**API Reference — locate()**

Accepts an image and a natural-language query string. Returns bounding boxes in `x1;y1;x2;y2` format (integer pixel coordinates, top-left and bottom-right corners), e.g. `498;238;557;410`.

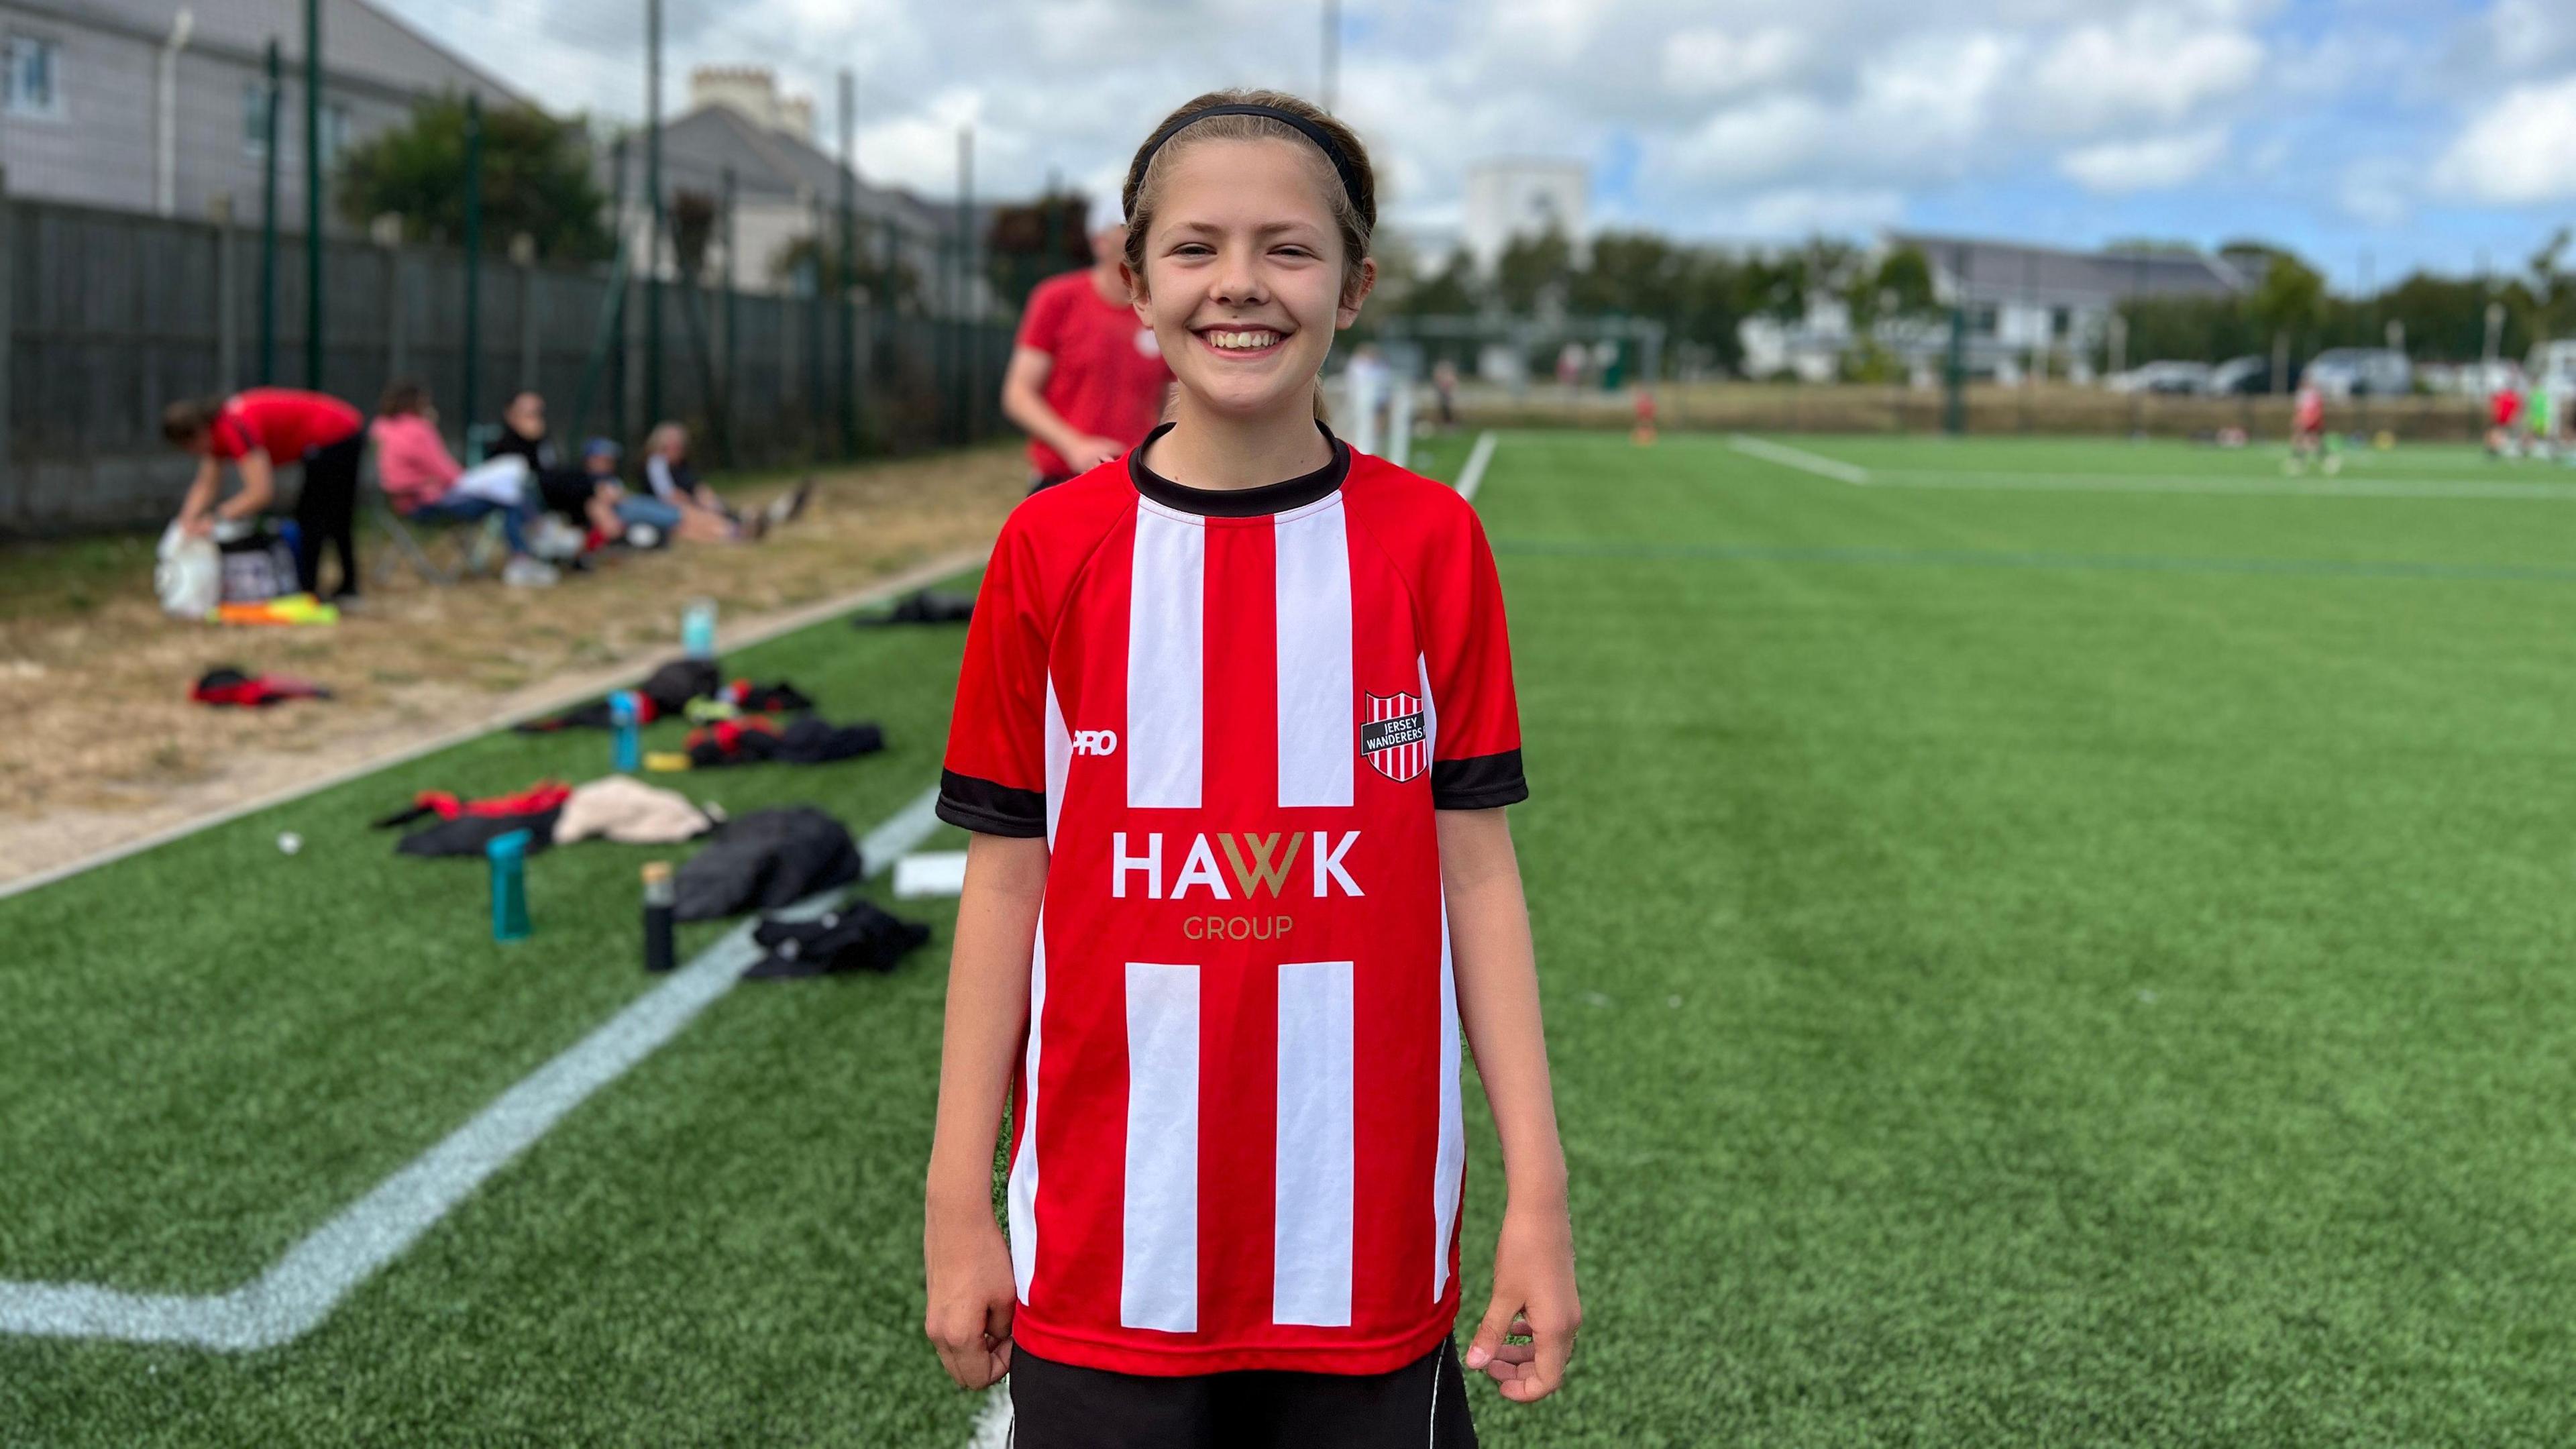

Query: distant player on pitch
2288;376;2328;475
924;89;1578;1448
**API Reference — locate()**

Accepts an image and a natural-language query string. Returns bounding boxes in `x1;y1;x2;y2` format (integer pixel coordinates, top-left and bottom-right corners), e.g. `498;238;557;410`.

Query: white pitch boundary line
1727;433;1872;484
1456;430;1500;502
1854;470;2576;502
0;546;989;904
0;786;947;1350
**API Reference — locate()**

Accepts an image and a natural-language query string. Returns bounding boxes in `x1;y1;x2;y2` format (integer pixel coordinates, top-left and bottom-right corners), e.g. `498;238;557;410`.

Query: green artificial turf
6;430;2575;1444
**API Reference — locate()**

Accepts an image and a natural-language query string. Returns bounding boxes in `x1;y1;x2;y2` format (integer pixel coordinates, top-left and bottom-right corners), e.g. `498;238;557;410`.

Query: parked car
2204;355;2269;395
2109;360;2213;394
2302;347;2412;397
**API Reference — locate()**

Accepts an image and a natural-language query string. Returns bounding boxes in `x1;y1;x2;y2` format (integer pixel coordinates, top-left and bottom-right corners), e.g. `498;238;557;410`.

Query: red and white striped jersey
937;424;1526;1377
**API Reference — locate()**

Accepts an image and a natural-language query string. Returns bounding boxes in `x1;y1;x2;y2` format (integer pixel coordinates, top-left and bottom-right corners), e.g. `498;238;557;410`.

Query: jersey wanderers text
938;425;1526;1377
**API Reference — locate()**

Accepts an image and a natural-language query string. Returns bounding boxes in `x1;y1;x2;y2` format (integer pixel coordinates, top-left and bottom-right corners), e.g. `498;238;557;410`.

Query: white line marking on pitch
1727;434;1872;484
1858;470;2576;501
0;787;947;1350
1456;430;1500;502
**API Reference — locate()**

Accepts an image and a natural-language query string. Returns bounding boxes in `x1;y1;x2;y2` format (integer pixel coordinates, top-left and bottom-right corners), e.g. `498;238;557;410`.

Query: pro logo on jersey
1072;729;1119;757
1360;692;1427;783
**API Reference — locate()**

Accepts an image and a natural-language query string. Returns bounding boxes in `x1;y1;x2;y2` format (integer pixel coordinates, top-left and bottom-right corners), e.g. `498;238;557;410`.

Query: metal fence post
838;70;858;461
517;235;538;402
260;40;280;386
0;168;12;524
644;0;664;429
303;0;323;389
721;166;738;462
213;193;239;392
461;93;482;429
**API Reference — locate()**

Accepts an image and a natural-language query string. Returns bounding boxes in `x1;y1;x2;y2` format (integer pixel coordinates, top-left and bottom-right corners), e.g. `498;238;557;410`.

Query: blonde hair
1122;91;1377;421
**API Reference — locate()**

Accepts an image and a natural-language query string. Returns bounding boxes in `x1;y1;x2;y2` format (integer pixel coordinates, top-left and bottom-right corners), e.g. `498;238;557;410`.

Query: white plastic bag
155;522;221;619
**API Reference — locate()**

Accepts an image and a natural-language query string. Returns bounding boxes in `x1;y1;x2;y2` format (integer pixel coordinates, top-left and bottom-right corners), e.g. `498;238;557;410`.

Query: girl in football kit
923;91;1578;1448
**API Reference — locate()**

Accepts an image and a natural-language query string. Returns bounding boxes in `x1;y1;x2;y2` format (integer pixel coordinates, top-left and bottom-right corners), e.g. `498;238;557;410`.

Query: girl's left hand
1463;1197;1580;1403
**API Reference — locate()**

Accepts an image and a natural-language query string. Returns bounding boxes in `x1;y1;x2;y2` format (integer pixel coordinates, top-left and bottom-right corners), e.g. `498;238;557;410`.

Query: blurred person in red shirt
1000;195;1173;492
163;386;367;602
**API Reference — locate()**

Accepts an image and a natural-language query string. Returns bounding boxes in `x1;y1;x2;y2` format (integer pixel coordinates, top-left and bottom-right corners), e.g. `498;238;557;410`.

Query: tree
2245;248;2327;343
336;95;610;262
984;191;1093;309
1494;226;1576;315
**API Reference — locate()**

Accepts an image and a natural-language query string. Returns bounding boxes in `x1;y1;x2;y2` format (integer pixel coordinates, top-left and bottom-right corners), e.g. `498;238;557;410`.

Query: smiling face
1129;138;1373;425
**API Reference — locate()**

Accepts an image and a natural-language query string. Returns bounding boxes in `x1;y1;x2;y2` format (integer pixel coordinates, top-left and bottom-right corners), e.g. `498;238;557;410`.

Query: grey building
604;67;1003;319
1892;232;2251;380
0;0;517;225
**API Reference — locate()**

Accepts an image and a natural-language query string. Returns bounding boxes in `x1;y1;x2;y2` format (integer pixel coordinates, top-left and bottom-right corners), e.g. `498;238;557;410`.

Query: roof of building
1888;231;2249;303
41;0;521;104
614;104;949;234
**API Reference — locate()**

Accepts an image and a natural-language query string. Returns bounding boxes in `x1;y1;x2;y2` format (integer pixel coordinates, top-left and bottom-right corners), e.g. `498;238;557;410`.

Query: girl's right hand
923;1201;1018;1389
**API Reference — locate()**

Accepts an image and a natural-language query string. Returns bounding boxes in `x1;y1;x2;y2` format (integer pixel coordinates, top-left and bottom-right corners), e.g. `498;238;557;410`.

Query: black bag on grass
673;807;861;921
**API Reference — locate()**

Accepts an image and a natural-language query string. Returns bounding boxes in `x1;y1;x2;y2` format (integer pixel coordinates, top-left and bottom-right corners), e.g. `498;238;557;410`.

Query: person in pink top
368;379;556;586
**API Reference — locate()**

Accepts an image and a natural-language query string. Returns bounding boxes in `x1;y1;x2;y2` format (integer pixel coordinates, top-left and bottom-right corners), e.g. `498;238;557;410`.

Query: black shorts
1029;473;1075;496
1008;1340;1475;1449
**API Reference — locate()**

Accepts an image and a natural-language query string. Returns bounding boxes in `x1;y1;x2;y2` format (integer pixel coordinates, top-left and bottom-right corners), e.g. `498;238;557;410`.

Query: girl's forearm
1437;810;1568;1204
926;833;1049;1209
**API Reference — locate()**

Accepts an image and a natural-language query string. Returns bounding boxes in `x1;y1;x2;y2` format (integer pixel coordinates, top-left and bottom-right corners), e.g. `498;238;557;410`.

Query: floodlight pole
1322;0;1340;111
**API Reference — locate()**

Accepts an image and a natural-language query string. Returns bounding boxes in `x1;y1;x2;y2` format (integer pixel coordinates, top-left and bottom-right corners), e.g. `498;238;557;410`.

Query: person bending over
369;379;557;587
164;386;367;602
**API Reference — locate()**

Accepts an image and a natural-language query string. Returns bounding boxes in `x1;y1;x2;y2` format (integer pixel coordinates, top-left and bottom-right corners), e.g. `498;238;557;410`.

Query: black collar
1129;422;1349;518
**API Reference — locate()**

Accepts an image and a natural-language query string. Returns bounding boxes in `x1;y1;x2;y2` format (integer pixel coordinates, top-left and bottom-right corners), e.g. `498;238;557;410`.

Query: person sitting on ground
368;379;558;587
164;386;367;602
490;390;622;539
578;437;684;546
641;422;812;542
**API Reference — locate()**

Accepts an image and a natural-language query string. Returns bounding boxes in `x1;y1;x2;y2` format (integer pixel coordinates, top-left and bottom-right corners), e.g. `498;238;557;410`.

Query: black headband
1124;103;1372;231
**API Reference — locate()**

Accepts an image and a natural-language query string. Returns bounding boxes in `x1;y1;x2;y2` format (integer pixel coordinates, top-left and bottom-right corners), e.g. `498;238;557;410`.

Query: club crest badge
1361;692;1428;783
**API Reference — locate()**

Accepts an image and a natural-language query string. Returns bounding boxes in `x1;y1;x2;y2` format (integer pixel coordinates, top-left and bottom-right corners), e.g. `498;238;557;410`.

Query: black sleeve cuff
1431;749;1528;810
936;769;1047;837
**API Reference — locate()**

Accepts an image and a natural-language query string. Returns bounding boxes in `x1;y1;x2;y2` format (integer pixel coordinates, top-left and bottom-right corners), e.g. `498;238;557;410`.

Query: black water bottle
642;861;677;973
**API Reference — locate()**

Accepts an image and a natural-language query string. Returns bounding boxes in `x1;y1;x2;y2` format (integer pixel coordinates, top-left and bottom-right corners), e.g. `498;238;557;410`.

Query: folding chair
366;441;504;586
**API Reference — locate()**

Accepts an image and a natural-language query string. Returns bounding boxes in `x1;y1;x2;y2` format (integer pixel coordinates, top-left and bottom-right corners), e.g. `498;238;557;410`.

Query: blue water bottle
487;829;533;942
682;598;718;660
609;689;642;773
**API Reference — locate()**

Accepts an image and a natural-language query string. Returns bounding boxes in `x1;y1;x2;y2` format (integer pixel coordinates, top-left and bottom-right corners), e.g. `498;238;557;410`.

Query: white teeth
1205;329;1280;351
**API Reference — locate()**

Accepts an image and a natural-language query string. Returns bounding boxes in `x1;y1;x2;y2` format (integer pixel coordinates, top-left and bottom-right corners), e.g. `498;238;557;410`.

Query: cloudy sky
387;0;2576;288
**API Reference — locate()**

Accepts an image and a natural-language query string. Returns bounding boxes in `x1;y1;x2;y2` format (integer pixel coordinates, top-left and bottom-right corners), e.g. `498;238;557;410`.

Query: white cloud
2438;74;2576;204
2337;158;2414;226
2029;9;2262;132
1740;185;1907;234
2057;127;2228;191
1660;26;1804;98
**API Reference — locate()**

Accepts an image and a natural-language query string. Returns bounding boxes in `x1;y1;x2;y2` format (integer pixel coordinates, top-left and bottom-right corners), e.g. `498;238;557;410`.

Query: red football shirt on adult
208;388;364;463
937;424;1527;1377
1015;269;1171;480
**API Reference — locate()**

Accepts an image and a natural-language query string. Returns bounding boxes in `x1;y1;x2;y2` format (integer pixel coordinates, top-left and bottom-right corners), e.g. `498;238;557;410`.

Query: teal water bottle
487;829;533;942
609;689;642;773
682;598;718;660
